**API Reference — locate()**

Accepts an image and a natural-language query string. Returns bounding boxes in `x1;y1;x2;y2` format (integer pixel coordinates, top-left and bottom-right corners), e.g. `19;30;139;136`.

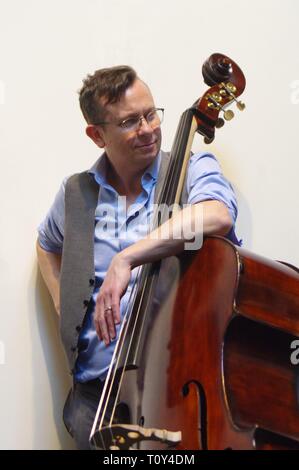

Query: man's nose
137;116;153;133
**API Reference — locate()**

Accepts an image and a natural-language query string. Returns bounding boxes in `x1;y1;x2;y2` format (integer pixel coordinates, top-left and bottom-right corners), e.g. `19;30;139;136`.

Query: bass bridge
90;424;182;450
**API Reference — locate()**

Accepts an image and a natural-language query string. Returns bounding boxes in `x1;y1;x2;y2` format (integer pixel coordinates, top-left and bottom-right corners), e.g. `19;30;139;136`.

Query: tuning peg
221;82;246;111
207;95;234;122
204;136;214;144
215;118;225;128
237;101;246;111
223;109;234;121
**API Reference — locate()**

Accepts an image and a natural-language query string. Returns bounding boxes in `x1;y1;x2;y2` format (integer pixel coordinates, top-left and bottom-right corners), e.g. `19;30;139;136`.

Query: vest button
76;325;82;333
89;278;95;286
71;346;76;352
83;299;89;308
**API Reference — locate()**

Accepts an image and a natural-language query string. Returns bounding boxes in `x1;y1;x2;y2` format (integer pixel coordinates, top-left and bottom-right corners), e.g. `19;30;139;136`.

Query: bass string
100;110;197;439
97;214;172;440
91;268;142;437
92;261;155;446
107;264;158;428
93;109;198;446
89;266;142;443
94;256;159;435
103;201;174;420
94;156;182;435
107;114;197;425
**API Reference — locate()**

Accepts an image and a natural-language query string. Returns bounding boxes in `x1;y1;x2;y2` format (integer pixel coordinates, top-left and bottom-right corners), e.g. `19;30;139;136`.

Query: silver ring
104;306;112;312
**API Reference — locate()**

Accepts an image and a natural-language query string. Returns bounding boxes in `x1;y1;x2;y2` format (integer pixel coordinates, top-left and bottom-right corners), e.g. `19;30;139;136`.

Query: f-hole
182;381;207;450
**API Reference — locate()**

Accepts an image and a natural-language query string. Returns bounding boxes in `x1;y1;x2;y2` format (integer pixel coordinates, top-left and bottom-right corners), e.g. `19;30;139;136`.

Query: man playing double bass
36;65;239;449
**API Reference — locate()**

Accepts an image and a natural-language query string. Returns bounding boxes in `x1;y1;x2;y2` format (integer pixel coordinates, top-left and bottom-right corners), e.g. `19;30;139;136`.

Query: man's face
94;79;162;172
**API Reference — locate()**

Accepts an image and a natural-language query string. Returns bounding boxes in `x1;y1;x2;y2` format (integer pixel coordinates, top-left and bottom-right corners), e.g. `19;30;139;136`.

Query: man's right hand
93;253;131;346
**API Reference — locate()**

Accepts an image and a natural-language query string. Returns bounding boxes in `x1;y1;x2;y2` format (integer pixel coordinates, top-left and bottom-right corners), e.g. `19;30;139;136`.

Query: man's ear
85;125;105;148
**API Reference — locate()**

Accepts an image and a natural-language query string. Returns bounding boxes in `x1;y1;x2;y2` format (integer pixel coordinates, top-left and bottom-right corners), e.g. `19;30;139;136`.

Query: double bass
90;54;299;450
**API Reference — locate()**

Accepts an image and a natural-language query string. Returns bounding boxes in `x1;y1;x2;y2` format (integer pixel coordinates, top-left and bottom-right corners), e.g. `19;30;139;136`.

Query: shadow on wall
32;266;76;450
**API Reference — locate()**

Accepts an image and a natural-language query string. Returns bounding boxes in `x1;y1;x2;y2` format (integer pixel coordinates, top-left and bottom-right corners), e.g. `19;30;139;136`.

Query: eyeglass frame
93;107;164;132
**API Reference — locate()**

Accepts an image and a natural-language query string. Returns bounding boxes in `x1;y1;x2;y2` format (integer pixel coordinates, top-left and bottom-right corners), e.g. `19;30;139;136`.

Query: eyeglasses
94;107;164;132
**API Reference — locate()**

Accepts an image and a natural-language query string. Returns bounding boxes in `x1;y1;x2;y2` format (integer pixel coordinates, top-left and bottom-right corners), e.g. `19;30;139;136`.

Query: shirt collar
142;150;161;183
88;152;109;186
88;151;161;187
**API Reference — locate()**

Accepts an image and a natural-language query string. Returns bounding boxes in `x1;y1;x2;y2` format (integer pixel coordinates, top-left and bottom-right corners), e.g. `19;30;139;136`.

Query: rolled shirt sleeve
37;153;238;253
37;177;68;253
186;152;238;224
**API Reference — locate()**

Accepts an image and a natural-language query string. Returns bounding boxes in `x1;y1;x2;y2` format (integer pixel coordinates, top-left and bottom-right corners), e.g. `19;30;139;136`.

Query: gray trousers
63;377;128;450
63;378;106;450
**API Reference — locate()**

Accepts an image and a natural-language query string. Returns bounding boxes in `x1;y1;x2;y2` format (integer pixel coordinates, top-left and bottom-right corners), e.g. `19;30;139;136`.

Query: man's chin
135;142;160;159
136;141;157;152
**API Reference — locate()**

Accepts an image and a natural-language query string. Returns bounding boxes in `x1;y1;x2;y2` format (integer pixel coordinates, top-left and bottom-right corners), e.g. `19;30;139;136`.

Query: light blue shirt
38;151;238;382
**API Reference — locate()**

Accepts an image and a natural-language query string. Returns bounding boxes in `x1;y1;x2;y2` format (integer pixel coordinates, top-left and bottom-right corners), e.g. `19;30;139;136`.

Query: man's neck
106;161;144;199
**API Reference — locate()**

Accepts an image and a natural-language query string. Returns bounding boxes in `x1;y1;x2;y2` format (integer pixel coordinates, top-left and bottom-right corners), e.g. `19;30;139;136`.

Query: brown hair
78;65;137;124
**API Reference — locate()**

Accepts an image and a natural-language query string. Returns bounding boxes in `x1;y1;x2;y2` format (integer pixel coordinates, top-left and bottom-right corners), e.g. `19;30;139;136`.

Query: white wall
0;0;298;449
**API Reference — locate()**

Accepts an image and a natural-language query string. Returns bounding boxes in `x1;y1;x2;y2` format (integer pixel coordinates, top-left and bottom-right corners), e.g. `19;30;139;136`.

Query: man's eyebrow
119;107;155;121
119;112;140;121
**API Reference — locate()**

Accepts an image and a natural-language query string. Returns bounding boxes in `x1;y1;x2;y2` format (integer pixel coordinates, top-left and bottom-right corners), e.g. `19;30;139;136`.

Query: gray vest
60;151;188;372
